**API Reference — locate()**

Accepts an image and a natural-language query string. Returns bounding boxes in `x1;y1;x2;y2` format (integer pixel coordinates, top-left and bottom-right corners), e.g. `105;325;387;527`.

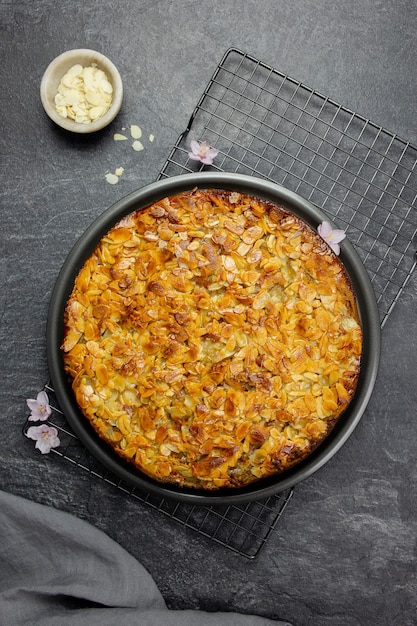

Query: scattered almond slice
105;167;125;184
132;140;144;152
109;125;153;181
130;124;142;139
105;173;120;185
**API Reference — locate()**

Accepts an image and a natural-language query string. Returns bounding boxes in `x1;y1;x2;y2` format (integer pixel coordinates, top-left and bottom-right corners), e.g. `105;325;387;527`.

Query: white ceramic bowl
40;49;123;133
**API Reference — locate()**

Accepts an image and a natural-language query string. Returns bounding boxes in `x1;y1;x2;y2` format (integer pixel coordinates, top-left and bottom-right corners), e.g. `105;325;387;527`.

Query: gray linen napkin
0;490;292;626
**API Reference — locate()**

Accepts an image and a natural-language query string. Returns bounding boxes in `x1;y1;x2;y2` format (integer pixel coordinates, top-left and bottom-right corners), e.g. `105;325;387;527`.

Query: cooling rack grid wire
160;48;417;326
25;48;417;558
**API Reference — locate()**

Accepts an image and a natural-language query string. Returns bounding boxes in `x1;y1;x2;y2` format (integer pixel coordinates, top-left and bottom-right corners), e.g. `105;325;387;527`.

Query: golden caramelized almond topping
62;189;362;489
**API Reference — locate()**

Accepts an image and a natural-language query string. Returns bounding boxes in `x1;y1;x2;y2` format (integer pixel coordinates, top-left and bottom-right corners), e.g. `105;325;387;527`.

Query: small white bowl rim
40;48;123;133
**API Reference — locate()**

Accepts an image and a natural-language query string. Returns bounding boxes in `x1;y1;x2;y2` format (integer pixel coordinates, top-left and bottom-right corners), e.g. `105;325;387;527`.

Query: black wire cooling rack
160;48;417;327
25;48;417;559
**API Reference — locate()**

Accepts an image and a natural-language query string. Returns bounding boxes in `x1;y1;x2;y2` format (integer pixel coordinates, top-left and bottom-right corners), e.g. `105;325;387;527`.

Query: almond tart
62;188;362;490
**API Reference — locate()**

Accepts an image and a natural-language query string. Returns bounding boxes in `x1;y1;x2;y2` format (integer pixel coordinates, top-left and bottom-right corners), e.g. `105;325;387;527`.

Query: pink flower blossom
25;424;60;454
188;139;219;165
27;391;52;422
317;220;346;255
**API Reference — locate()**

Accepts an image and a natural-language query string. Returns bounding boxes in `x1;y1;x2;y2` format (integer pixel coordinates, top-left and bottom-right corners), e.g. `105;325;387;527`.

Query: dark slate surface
1;2;416;625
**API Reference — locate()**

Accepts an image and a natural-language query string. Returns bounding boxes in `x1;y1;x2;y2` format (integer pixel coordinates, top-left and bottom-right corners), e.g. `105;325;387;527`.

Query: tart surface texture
62;189;362;489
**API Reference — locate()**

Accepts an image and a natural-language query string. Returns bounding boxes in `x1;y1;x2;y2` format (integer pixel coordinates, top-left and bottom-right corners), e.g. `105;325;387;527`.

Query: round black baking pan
47;172;381;505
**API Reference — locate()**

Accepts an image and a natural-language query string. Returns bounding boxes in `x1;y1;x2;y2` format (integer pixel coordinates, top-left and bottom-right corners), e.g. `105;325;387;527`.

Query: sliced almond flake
115;167;124;177
105;173;120;185
54;64;113;123
101;80;113;95
114;133;128;141
67;64;83;76
130;125;142;139
132;140;144;152
89;105;106;120
149;134;155;142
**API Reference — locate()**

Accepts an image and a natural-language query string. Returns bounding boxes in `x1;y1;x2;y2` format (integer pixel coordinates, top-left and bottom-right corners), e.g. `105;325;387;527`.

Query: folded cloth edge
0;490;291;626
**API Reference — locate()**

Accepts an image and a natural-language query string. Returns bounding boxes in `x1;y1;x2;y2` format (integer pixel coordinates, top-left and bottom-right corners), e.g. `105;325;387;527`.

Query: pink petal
328;229;346;244
200;155;214;165
317;221;333;238
329;242;341;255
26;398;40;412
188;152;203;161
26;425;45;440
189;139;200;156
28;412;42;422
35;438;52;454
36;390;50;406
202;148;219;165
26;424;49;441
43;429;60;453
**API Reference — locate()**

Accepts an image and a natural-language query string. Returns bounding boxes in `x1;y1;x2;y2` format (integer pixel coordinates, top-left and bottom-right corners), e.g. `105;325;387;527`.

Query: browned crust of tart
62;189;362;489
